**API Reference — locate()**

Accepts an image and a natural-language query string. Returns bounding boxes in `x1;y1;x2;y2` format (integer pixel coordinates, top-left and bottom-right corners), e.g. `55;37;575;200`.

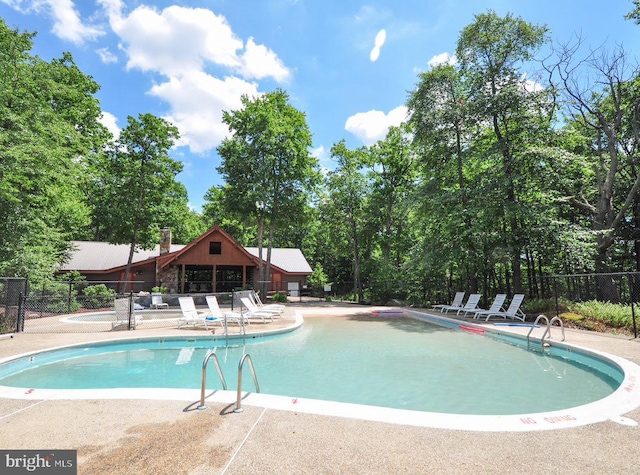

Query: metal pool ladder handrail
527;315;549;348
197;348;227;410
234;353;260;413
527;315;565;348
541;316;565;343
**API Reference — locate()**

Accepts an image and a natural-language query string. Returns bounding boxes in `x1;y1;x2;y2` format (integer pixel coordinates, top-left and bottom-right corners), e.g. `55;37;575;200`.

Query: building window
209;241;222;255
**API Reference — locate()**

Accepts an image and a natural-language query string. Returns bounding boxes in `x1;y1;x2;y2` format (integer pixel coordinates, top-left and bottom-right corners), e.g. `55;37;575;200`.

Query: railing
527;315;565;349
197;348;227;410
527;315;549;348
541;316;565;343
234;353;260;413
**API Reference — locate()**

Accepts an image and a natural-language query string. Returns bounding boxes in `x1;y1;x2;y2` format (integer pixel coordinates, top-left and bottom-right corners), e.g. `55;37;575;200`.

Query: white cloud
370;29;386;62
3;0;103;44
110;5;243;76
98;111;120;139
96;47;118;64
345;105;408;145
49;0;103;44
428;52;457;68
238;38;291;82
104;4;290;82
149;72;260;153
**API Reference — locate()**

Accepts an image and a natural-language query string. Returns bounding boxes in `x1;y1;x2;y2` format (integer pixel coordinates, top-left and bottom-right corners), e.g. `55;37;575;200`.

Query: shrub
82;284;116;310
523;298;570;314
272;292;288;303
570;300;633;328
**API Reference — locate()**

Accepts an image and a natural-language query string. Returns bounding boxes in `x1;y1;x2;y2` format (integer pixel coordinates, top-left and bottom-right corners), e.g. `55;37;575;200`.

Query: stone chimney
160;227;172;255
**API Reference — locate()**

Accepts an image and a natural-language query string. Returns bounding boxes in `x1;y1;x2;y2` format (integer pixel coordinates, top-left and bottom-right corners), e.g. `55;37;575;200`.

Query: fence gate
0;277;27;335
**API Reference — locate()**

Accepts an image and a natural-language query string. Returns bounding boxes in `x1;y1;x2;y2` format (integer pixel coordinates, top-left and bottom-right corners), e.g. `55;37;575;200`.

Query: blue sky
1;1;639;211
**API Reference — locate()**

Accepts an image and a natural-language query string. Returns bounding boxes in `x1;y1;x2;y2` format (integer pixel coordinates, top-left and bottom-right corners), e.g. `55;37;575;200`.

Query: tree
321;141;370;301
406;62;483;292
625;1;640;23
546;41;640;299
456;10;551;294
216;89;319;295
0;20;107;284
87;113;184;291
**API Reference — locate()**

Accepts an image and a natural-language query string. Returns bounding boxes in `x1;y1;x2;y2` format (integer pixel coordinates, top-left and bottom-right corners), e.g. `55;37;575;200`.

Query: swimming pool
1;310;639;431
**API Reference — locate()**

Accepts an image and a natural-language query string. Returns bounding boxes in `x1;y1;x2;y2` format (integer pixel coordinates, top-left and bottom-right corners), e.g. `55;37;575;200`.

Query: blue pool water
0;316;624;415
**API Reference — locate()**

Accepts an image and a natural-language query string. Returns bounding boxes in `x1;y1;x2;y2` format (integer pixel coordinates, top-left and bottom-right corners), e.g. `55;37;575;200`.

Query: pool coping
1;308;639;432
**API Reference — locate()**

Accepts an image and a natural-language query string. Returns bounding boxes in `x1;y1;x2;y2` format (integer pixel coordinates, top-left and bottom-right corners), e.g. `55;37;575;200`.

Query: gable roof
60;227;312;275
61;241;186;272
245;248;313;274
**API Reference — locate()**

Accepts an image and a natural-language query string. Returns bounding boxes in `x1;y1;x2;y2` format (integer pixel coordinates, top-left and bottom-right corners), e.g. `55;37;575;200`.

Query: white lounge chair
205;296;247;326
482;294;526;322
112;298;143;330
177;296;210;329
251;292;284;316
240;297;274;323
432;292;465;313
450;293;481;315
471;294;507;319
150;292;169;309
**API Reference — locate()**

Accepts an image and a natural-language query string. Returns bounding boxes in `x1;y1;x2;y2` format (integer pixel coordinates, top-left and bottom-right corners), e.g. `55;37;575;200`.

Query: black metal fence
0;278;27;334
5;273;640;336
18;291;245;334
543;272;639;338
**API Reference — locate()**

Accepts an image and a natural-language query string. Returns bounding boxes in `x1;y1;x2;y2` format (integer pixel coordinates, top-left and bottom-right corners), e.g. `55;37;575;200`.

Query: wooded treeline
3;9;640;304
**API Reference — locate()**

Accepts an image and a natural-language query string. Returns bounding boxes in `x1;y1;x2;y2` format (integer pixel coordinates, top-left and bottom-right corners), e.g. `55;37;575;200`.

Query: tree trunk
257;213;265;295
265;220;274;296
594;243;620;303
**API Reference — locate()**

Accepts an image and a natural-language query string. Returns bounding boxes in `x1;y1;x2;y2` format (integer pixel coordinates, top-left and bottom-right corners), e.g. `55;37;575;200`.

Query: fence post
628;275;638;339
553;277;560;318
128;292;134;330
16;292;24;333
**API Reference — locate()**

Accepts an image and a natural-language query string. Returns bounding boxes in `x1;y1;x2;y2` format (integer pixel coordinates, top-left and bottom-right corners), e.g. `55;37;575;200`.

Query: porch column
212;264;217;293
180;264;186;294
242;266;247;289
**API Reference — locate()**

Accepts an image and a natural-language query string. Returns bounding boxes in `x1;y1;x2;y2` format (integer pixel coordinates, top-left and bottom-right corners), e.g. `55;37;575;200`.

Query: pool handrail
198;348;227;410
527;315;549;348
542;316;565;343
234;353;260;413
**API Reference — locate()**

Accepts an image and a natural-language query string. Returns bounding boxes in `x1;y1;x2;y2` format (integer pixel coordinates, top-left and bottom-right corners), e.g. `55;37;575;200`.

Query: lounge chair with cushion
112;298;143;330
482;294;526;322
150;292;169;309
449;293;481;315
240;297;274;323
470;294;507;319
432;292;465;313
177;296;210;329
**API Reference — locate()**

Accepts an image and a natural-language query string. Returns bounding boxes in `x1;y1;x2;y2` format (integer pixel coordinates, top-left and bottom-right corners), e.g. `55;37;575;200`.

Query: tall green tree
87;113;184;291
216;89;319;294
456;10;551;294
321;141;370;301
0;20;107;284
406;62;483;293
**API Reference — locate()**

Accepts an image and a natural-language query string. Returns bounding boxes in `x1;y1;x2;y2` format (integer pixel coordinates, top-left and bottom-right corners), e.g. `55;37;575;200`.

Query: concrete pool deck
1;301;639;474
